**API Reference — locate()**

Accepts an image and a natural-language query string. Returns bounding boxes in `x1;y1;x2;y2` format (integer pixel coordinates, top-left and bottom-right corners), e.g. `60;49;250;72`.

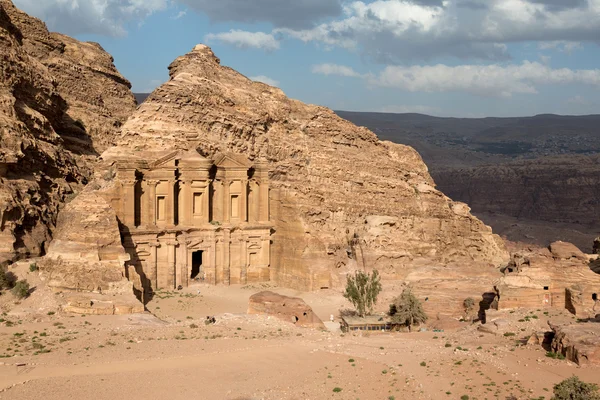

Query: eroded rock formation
114;44;508;291
40;188;131;293
38;184;143;313
495;242;600;317
550;322;600;366
0;0;136;264
248;291;325;328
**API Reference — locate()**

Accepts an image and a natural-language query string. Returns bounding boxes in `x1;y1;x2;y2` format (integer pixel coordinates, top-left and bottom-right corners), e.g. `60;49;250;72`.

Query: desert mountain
337;111;600;251
0;0;136;263
114;44;508;292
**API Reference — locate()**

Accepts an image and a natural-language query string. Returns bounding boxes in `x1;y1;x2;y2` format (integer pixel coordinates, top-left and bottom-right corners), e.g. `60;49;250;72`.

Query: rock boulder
248;291;325;329
550;322;600;366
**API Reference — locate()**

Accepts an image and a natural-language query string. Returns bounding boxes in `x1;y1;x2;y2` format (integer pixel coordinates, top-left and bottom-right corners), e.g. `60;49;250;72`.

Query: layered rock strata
114;44;508;291
434;155;600;252
0;0;136;264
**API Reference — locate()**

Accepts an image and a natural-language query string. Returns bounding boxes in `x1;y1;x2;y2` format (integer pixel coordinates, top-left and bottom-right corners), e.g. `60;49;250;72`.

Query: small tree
343;270;382;317
389;287;428;332
0;269;9;290
463;297;476;323
11;280;30;299
552;376;600;400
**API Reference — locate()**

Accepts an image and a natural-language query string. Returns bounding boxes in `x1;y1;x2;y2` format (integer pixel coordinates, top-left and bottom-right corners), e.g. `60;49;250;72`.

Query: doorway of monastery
191;250;203;281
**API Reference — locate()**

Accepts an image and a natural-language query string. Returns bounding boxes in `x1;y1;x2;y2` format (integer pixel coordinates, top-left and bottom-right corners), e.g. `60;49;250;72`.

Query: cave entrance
191;251;203;280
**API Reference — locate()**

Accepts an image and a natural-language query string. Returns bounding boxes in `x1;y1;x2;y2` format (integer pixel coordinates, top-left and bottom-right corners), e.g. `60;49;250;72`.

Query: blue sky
13;0;600;117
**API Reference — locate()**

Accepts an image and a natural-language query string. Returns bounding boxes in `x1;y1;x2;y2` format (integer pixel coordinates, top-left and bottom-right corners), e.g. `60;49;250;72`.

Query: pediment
213;152;252;169
151;150;180;169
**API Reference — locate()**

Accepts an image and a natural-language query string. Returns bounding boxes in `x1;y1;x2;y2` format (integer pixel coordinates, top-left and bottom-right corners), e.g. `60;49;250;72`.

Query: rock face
40;188;132;294
116;44;508;291
0;0;136;264
495;242;600;317
38;185;143;314
434;155;600;252
248;291;325;328
550;322;600;366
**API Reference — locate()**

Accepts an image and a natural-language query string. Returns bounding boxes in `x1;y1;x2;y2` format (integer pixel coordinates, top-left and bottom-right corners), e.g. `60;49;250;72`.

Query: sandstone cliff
2;0;136;153
433;154;600;252
0;0;136;263
115;44;508;291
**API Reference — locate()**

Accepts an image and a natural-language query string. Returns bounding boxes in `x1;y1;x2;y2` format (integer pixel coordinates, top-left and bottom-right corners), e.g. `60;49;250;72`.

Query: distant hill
336;111;600;164
134;93;150;104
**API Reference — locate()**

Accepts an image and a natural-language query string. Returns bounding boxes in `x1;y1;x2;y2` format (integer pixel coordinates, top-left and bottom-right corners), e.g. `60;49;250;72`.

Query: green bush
546;351;565;360
552;376;600;400
29;263;38;272
11;280;30;299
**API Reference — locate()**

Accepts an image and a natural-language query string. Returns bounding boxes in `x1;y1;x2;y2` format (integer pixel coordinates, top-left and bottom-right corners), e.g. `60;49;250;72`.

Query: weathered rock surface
39;187;133;295
495;242;600;317
115;44;508;291
248;291;325;329
63;293;145;315
0;0;136;264
550;322;600;365
434;155;600;252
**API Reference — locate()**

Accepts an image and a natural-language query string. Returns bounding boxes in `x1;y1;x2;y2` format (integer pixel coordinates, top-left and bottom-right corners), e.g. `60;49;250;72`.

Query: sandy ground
0;273;599;400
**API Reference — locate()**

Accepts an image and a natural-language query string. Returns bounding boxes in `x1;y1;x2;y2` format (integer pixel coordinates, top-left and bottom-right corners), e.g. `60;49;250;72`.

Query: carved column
213;180;223;222
165;180;176;227
202;183;210;224
121;179;137;227
258;182;269;223
178;239;188;288
210;239;217;285
241;179;248;222
149;241;160;290
249;181;259;223
146;180;158;227
223;229;231;285
167;240;177;289
180;179;191;227
223;180;231;223
241;237;248;284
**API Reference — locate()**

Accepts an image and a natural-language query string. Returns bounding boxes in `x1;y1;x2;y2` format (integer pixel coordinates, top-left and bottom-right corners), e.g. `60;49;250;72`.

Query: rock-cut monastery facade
110;150;272;293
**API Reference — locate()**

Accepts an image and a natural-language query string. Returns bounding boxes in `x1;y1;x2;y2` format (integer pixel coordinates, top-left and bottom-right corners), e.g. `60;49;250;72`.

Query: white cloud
370;62;600;97
318;61;600;97
539;41;583;54
13;0;168;36
311;63;363;78
250;75;280;87
172;10;187;20
275;0;600;62
204;30;280;51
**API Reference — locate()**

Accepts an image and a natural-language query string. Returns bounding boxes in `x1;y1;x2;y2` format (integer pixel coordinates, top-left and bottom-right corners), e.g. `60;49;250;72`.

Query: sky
12;0;600;117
